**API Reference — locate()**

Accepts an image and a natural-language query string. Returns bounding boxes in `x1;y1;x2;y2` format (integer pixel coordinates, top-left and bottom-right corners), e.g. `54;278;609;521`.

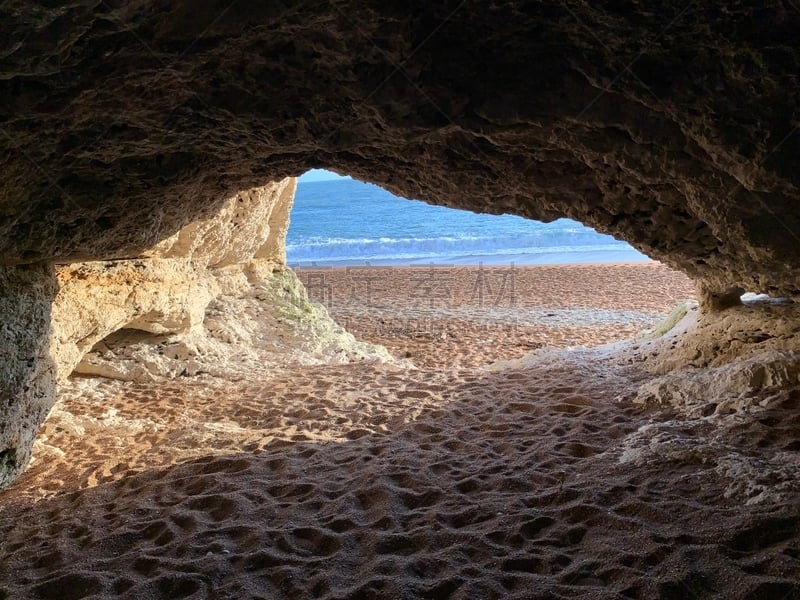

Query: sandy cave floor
1;263;799;599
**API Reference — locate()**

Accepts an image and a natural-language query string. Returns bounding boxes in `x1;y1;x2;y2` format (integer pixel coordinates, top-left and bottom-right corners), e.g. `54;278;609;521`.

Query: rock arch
0;2;799;486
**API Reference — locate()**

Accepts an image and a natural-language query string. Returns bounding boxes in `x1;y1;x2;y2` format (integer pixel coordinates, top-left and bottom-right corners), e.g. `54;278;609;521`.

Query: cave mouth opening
286;170;696;368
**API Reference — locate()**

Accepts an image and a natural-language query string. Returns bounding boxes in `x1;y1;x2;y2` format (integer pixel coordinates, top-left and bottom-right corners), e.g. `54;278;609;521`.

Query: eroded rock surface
0;2;798;300
51;179;299;381
627;299;800;417
66;262;391;383
0;263;57;488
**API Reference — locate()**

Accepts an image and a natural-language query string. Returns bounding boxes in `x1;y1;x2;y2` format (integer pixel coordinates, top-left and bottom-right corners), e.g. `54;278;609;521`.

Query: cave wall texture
0;1;798;300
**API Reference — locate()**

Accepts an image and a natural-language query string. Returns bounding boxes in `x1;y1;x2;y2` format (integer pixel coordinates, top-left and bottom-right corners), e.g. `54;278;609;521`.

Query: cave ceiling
0;1;798;296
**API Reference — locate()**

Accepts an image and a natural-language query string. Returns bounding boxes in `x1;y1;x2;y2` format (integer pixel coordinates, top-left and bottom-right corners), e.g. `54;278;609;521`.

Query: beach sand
1;263;799;599
297;263;697;368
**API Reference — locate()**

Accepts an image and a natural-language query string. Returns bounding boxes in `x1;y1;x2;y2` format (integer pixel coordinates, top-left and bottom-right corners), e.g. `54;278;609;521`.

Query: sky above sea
287;170;648;267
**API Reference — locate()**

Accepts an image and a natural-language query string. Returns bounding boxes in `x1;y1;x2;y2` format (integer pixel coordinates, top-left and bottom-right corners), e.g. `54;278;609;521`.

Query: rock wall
627;297;800;417
143;178;295;267
51;178;297;381
0;264;57;488
0;178;391;487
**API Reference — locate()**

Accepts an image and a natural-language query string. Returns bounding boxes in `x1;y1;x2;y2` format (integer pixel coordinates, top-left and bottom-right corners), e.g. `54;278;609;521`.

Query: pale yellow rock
48;179;391;384
71;262;393;383
51;258;217;381
255;179;295;264
145;179;296;268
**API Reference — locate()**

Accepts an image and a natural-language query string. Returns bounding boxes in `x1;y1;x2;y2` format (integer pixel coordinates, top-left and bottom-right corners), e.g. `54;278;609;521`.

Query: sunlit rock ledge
49;178;390;383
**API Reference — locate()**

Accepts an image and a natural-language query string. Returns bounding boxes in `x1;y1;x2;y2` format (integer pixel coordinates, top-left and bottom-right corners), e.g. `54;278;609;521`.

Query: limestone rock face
0;3;798;301
64;261;392;384
0;264;57;488
144;179;296;267
624;298;800;416
50;178;387;384
51;258;214;382
50;179;299;382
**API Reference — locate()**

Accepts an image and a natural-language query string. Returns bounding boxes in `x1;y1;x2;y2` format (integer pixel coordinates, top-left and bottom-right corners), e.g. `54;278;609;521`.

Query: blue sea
286;178;648;267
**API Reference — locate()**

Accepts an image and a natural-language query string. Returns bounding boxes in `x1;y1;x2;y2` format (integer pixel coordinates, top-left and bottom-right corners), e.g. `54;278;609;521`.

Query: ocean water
286;178;648;267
